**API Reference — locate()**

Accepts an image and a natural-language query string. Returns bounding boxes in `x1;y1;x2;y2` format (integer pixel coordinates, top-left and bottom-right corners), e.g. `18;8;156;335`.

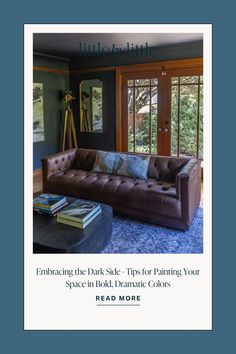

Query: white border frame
24;24;212;330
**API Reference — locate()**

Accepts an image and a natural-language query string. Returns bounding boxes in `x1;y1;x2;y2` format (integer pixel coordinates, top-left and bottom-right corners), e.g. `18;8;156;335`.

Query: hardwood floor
33;168;42;197
200;183;203;208
33;168;203;207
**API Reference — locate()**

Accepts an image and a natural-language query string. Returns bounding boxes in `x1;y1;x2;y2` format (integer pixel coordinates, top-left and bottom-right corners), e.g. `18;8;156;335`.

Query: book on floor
57;198;101;223
57;208;102;228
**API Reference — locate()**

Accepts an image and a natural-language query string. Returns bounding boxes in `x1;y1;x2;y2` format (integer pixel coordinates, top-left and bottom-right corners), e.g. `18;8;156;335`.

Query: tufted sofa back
148;155;190;181
73;149;190;182
73;149;97;171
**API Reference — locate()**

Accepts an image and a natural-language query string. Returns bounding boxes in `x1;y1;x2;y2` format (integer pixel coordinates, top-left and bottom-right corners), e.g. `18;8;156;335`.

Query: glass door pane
128;88;134;152
179;84;198;157
171;85;178;156
171;76;203;159
199;84;203;159
127;78;158;154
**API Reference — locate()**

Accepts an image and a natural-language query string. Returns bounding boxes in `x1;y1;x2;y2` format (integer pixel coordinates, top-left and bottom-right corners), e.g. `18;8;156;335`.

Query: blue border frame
1;1;234;351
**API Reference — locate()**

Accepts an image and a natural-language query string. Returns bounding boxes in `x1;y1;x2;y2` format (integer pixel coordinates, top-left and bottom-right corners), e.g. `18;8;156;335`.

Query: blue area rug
102;208;203;254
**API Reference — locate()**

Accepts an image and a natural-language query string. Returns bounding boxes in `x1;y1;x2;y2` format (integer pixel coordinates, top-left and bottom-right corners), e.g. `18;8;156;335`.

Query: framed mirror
79;79;103;133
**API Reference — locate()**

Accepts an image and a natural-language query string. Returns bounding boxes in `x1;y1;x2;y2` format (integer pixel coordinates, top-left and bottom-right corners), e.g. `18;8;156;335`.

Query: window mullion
196;76;201;159
133;85;136;152
177;77;180;157
149;82;152;154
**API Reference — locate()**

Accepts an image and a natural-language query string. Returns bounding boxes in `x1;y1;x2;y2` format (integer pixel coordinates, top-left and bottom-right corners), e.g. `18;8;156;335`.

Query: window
128;79;158;154
116;58;203;159
171;75;203;159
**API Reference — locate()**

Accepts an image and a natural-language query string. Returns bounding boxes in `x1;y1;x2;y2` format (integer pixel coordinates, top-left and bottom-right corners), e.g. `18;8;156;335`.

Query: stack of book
57;199;101;229
33;194;68;216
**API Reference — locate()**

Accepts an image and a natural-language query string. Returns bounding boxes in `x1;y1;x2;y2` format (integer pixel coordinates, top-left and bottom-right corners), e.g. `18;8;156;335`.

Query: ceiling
33;33;203;58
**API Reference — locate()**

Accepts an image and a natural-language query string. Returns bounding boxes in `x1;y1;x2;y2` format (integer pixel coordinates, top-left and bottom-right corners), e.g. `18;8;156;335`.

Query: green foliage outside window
128;77;203;159
171;83;203;158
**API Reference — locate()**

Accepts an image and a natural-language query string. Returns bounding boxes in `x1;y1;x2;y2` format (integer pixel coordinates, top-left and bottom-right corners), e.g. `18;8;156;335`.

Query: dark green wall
69;40;203;152
70;40;203;70
70;70;116;151
33;55;69;169
33;41;203;166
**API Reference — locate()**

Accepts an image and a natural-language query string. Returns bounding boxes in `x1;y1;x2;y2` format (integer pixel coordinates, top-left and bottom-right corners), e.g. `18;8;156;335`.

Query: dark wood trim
115;68;122;151
166;67;203;77
121;76;129;151
163;76;172;155
33;66;69;74
177;77;181;156
71;66;115;74
157;76;165;155
149;81;152;154
34;58;201;76
116;57;203;74
196;76;201;159
115;57;203;155
34;65;115;75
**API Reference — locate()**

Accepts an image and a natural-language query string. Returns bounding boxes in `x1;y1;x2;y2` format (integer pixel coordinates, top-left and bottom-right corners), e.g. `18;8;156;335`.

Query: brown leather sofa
41;148;201;230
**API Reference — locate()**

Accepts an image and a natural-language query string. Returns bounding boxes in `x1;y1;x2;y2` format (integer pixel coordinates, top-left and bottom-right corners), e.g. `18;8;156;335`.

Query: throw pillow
92;151;120;174
117;154;150;180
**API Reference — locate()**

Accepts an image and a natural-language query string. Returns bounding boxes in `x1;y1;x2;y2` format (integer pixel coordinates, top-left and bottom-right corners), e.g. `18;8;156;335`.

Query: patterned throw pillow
92;151;120;174
117;154;150;180
92;151;150;180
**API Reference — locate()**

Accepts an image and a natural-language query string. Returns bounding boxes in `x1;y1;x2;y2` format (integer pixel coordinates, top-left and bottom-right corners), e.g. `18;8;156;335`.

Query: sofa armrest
41;149;77;191
176;159;201;226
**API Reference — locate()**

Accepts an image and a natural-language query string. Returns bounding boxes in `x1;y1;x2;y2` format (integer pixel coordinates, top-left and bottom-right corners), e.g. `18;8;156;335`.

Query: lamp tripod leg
62;110;68;151
68;111;72;149
70;110;78;148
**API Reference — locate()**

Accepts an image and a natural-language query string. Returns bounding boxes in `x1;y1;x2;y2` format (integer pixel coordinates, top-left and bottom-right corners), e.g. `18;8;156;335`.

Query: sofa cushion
117;153;150;180
148;156;190;181
92;151;120;174
73;148;189;182
73;149;97;171
92;151;150;180
46;169;180;218
42;148;201;230
128;179;181;218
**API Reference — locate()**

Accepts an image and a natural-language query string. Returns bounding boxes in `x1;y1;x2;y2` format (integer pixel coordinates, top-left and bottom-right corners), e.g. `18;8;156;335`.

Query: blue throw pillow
92;151;120;174
117;154;150;180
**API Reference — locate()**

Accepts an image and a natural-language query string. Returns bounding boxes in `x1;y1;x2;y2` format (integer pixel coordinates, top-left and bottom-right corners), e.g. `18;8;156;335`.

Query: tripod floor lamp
62;91;78;151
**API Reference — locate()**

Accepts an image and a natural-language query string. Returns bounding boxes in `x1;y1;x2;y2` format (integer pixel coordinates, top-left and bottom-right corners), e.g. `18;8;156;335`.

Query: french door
117;59;203;158
121;71;170;155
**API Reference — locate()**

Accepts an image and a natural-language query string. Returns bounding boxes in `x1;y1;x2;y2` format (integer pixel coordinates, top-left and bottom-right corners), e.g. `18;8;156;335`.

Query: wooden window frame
170;73;203;159
116;58;203;154
127;77;159;154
